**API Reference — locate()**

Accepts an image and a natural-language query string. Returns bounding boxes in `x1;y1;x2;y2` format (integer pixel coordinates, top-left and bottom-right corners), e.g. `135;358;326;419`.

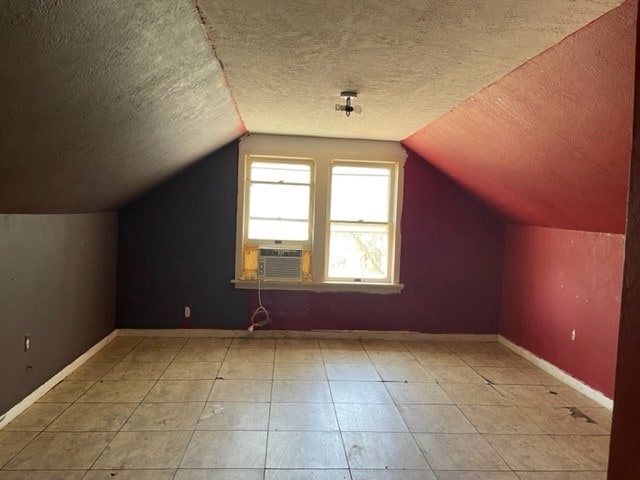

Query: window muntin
250;161;311;184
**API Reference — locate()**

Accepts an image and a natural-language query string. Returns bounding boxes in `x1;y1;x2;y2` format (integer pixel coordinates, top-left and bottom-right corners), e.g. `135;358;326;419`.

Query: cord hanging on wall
335;91;362;117
248;278;271;332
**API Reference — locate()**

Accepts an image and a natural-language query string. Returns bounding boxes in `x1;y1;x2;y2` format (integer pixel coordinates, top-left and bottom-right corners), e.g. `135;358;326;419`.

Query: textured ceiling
0;0;630;219
197;0;621;141
404;0;636;234
0;1;244;212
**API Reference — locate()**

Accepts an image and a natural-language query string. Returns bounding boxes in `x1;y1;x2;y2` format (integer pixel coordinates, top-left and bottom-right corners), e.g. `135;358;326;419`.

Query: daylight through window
234;135;405;293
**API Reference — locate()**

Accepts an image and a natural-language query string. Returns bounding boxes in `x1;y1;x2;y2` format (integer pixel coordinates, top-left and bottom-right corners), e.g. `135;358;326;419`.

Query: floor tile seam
479;431;596;472
79;378;160;404
513;405;610;436
165;350;226;382
38;378;100;405
512;404;557;434
95;344;136;364
275;347;322;351
382;373;440;414
263;350;277;474
365;427;435;472
321;343;353;478
72;361;124;400
174;417;202;475
21;400;73;437
392;401;459;406
0;429;45;470
418;430;514;473
272;359;334;364
46;426;196;433
131;399;208;404
331;401;395;405
92;355;178;467
335;430;354;473
67;429;117;473
1;468;89;473
446;402;483;436
509;471;600;480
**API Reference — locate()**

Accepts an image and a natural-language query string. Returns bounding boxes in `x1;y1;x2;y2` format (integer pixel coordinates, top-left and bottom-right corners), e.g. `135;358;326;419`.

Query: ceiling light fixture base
335;91;362;117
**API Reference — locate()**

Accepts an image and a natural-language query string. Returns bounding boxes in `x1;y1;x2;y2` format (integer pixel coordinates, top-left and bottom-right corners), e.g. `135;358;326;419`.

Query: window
247;160;313;242
327;163;395;282
234;135;405;293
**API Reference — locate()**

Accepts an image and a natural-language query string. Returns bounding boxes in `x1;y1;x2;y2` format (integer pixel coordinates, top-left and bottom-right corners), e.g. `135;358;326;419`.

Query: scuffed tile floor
0;335;610;479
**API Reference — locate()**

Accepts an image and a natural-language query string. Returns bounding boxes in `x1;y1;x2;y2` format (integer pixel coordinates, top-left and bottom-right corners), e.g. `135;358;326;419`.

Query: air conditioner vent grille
258;248;303;281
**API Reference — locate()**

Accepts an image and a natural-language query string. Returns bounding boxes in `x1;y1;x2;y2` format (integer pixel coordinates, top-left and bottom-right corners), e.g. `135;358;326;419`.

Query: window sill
231;279;404;295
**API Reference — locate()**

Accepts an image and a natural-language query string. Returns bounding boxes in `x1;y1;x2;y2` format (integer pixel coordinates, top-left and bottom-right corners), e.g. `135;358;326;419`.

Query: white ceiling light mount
335;91;362;117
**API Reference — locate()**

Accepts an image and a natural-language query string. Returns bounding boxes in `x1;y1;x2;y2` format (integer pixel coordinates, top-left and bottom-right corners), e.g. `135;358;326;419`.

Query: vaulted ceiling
0;0;635;234
404;0;636;234
1;1;244;212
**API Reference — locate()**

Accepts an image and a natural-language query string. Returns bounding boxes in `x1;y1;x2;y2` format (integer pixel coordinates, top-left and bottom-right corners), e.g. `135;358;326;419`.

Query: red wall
404;0;635;234
247;150;505;333
500;225;624;398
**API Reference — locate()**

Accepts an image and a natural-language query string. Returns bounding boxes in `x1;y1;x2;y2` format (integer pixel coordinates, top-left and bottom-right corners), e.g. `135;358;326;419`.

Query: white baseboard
0;330;118;430
117;328;497;343
498;335;613;410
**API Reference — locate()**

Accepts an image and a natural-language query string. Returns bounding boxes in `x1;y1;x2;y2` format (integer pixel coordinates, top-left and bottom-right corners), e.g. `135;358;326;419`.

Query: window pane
330;165;390;222
248;219;309;241
249;184;310;220
327;223;389;279
250;161;311;184
248;182;310;241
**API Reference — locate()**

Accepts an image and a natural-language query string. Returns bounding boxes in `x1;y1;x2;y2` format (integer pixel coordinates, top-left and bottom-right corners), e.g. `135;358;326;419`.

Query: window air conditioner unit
258;247;303;281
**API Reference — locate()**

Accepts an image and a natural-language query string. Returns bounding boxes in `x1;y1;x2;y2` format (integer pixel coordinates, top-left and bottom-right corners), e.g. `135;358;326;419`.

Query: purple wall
248;150;505;333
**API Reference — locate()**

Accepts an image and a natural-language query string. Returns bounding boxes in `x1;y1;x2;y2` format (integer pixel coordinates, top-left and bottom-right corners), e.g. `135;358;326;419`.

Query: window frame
233;134;405;294
244;156;315;246
325;159;398;283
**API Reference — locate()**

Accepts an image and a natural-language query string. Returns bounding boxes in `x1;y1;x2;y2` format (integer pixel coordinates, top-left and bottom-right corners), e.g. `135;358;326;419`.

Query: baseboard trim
117;328;498;342
498;335;613;410
0;330;118;430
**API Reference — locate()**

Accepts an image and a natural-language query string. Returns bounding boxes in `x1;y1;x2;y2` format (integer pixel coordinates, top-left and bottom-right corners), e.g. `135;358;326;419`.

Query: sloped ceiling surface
0;1;244;212
0;0;630;219
197;0;621;141
405;0;636;234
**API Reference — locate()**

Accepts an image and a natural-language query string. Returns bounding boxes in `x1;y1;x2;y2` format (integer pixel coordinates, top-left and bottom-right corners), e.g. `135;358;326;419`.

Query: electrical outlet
571;329;576;341
24;334;31;351
184;306;191;318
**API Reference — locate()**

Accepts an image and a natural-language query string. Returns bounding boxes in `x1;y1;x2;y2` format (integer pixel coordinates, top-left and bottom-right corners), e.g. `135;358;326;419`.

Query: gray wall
0;213;117;415
117;141;246;328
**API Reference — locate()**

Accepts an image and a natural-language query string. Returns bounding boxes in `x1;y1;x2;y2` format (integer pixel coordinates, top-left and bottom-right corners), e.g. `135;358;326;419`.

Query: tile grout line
170;336;221;479
73;339;143;477
396;339;449;475
3;340;143;473
83;336;174;475
323;339;355;480
262;342;276;480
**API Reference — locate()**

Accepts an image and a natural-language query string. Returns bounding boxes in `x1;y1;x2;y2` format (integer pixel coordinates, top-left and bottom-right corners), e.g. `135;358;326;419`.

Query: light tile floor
0;336;611;479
